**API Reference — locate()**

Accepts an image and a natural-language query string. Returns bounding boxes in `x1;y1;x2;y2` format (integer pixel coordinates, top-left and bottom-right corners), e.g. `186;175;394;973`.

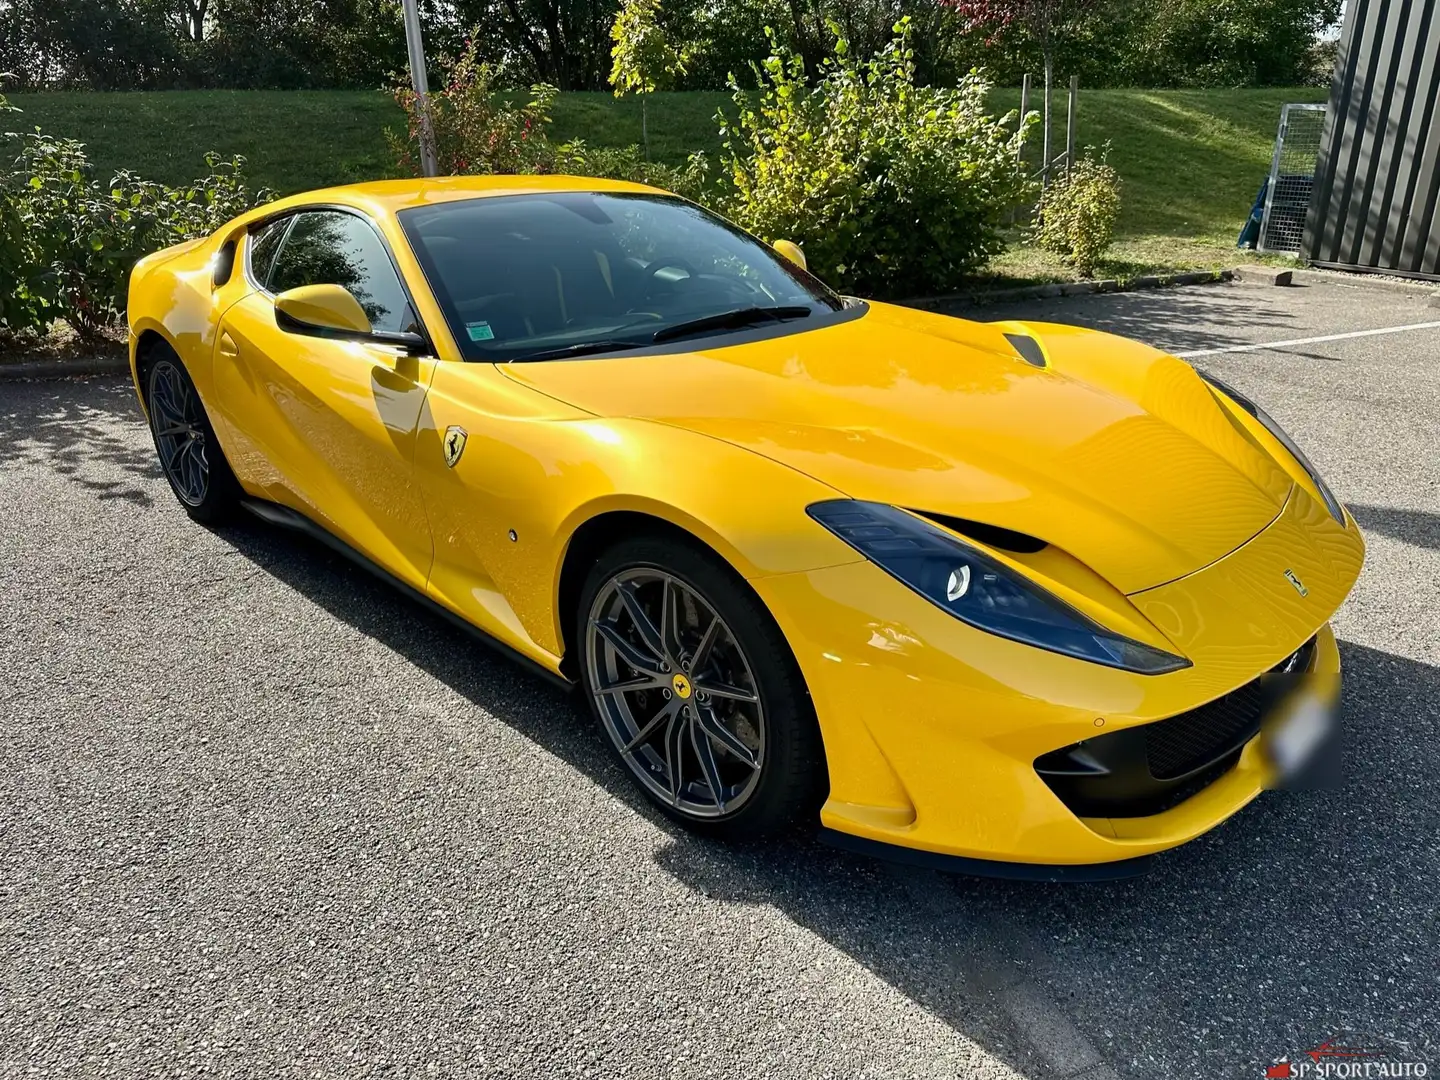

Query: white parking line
1175;320;1440;358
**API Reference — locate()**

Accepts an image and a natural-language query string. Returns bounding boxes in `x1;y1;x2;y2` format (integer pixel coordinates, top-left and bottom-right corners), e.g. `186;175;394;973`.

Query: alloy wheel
149;360;210;506
586;568;765;818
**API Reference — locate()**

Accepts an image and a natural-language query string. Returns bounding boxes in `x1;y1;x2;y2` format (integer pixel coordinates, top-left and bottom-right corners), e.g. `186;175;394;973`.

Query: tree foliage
0;0;1339;91
610;0;688;97
610;0;690;155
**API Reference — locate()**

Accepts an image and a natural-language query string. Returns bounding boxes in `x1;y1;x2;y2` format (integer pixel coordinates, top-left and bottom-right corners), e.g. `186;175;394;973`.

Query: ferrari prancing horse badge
443;426;468;468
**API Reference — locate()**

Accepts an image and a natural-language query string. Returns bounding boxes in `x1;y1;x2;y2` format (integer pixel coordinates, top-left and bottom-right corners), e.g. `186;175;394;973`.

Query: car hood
502;302;1295;593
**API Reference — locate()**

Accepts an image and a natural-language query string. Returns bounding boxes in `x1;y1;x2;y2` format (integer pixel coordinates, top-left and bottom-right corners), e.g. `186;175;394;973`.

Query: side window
247;217;290;288
267;210;414;334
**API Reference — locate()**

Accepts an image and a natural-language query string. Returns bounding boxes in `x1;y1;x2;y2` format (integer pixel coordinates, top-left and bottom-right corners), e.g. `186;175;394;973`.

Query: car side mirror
274;283;373;337
772;239;807;271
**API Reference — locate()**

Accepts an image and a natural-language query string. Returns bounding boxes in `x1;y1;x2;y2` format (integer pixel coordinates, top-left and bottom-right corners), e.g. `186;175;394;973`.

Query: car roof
255;175;669;222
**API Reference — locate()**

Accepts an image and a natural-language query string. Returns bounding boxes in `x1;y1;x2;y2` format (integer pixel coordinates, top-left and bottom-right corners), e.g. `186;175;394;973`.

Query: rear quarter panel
127;230;253;415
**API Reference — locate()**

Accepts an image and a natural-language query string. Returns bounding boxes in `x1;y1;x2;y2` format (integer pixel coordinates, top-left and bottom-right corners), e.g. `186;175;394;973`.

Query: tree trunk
1042;51;1053;191
642;95;649;160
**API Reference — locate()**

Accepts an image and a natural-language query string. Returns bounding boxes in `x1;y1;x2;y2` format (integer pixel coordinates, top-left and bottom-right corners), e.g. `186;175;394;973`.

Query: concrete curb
1229;265;1294;286
905;269;1233;312
0;356;130;382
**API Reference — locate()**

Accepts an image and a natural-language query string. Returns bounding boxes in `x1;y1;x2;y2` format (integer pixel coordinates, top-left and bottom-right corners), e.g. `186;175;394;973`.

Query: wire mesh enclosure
1259;104;1328;254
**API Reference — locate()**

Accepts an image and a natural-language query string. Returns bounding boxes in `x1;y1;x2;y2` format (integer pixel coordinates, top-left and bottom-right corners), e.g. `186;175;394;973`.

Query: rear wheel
145;350;239;523
577;535;826;839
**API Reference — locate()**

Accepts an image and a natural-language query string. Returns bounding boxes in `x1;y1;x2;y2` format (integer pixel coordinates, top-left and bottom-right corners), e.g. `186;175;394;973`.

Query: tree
946;0;1104;178
609;0;689;158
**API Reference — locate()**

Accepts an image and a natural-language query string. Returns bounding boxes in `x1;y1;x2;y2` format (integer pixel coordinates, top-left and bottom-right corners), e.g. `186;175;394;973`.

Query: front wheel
145;351;240;524
576;536;826;839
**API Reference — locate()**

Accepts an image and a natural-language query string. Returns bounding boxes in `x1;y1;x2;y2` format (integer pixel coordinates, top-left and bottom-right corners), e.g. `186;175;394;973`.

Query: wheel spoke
597;673;668;696
689;613;722;674
594;617;664;676
155;421;189;438
690;715;727;806
693;677;759;704
696;705;760;769
616;580;664;659
160;434;185;474
659;577;680;661
621;698;678;753
182;442;204;497
663;706;688;805
153;392;186;429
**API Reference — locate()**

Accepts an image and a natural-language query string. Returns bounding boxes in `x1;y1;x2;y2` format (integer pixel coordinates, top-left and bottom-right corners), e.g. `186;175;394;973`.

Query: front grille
1145;636;1316;780
1035;635;1317;818
1145;682;1265;779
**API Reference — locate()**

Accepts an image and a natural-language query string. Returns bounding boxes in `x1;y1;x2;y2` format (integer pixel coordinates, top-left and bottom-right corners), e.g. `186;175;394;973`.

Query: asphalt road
2;277;1438;1079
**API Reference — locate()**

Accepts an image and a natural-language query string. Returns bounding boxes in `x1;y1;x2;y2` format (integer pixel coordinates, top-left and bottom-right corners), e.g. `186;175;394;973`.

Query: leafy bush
554;140;711;202
391;39;560;177
716;19;1032;298
1033;149;1121;278
0;94;274;339
391;39;713;202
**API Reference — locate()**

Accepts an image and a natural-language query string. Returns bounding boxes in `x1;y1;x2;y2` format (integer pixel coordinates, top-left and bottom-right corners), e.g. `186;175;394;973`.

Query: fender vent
915;511;1048;554
1004;332;1047;368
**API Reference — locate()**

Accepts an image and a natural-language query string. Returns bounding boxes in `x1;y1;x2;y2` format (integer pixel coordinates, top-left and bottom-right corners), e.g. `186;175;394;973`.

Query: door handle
218;331;239;360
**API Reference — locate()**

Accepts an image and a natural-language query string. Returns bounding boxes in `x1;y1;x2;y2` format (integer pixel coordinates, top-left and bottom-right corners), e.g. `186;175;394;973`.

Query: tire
144;348;240;524
576;534;827;839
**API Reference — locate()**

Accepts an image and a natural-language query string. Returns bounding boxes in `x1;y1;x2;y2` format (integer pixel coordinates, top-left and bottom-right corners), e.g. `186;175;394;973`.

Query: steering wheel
640;256;697;284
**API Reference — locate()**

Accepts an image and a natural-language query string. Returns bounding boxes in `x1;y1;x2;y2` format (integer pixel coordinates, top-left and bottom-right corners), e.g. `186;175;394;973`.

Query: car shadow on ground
219;513;1440;1080
1348;503;1440;553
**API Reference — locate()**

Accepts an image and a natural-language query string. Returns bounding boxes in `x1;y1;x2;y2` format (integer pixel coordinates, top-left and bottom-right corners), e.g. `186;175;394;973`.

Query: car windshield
398;192;844;362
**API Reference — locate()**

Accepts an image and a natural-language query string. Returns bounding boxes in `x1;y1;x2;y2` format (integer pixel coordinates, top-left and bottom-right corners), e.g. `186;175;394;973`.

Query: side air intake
913;511;1048;554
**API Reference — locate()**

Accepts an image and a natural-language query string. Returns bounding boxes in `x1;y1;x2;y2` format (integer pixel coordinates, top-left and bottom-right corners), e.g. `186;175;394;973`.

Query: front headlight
806;501;1190;675
1200;371;1346;526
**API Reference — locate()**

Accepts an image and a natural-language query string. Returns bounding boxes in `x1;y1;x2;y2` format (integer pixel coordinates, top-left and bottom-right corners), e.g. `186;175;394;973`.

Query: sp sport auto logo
1266;1034;1429;1078
443;425;468;468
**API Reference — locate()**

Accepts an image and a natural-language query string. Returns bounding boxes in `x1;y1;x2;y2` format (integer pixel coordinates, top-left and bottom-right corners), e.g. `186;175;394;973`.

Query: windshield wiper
650;305;814;344
508;339;650;363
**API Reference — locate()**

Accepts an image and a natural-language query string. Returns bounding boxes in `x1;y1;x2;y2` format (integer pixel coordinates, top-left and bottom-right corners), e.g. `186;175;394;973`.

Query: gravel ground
2;277;1437;1079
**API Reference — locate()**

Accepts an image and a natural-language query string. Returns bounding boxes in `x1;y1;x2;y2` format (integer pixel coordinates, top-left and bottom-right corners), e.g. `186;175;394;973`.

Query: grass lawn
7;86;1326;285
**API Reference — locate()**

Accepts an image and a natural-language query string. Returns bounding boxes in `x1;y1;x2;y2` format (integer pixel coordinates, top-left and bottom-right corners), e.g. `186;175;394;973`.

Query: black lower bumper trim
819;827;1155;882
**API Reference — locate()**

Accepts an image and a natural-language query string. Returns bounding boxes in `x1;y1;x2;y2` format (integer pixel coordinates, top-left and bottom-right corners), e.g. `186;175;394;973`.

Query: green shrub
0;94;274;339
390;39;560;176
553;140;712;202
715;19;1033;298
390;41;714;203
1034;149;1122;278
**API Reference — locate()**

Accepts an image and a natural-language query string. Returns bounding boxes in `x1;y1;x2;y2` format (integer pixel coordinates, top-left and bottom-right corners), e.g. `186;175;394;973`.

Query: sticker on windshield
465;321;495;342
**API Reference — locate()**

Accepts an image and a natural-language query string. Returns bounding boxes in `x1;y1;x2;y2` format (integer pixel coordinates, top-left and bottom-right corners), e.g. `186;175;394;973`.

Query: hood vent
914;511;1048;554
1004;332;1047;368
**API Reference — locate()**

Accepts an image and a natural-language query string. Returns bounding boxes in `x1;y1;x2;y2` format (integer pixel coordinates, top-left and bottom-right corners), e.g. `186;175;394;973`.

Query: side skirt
240;497;577;692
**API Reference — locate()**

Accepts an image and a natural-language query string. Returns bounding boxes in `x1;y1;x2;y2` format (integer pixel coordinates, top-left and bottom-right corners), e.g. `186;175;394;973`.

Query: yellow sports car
127;176;1363;879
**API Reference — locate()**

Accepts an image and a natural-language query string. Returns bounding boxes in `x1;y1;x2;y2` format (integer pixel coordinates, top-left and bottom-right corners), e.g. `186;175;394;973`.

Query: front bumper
751;487;1362;869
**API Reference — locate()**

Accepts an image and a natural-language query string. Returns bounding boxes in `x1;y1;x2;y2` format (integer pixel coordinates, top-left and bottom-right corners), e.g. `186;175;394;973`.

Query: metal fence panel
1304;0;1440;280
1259;104;1328;254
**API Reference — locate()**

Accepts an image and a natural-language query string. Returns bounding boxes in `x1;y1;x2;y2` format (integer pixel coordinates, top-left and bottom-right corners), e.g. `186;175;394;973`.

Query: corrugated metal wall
1304;0;1440;280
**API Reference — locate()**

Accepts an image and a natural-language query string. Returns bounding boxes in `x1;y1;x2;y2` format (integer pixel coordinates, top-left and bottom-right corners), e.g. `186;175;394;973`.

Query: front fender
418;362;864;666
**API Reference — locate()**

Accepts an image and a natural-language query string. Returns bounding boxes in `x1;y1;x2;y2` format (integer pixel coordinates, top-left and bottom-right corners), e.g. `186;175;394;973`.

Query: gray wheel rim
150;360;209;506
586;568;765;819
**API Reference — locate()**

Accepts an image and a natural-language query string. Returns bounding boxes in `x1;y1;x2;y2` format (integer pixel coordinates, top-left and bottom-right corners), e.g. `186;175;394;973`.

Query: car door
211;207;438;592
